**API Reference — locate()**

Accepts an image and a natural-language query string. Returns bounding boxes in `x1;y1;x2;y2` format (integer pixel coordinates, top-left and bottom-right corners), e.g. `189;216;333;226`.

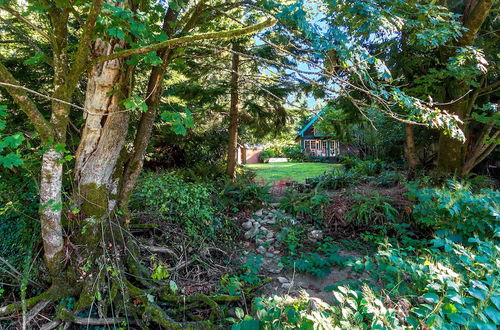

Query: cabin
296;110;340;158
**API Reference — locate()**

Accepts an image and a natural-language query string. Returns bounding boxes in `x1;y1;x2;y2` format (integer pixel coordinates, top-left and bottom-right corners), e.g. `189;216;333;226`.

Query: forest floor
236;201;369;304
246;162;341;183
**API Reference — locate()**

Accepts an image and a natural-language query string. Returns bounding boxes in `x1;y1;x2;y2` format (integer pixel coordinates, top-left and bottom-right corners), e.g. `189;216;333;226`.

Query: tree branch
66;0;104;92
0;4;51;41
93;18;277;64
0;62;53;141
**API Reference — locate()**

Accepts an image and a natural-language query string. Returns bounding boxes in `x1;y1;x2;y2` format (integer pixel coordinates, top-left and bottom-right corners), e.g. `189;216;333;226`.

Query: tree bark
74;37;129;217
404;124;418;170
226;43;241;179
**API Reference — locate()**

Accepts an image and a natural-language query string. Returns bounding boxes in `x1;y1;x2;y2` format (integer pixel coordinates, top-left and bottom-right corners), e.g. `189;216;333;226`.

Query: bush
219;176;271;212
283;145;306;162
279;190;330;219
131;171;219;239
339;156;385;176
346;193;399;226
373;170;401;186
408;180;499;238
258;149;276;162
175;161;227;183
307;168;359;190
234;235;500;329
0;170;40;284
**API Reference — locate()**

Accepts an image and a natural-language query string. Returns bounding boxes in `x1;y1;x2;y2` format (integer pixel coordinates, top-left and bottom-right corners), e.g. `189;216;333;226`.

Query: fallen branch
26;300;51;325
143;245;179;259
39;320;61;330
72;316;132;326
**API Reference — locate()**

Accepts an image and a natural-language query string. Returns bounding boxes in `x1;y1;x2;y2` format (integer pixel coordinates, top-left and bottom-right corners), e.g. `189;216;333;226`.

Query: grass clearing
246;162;341;183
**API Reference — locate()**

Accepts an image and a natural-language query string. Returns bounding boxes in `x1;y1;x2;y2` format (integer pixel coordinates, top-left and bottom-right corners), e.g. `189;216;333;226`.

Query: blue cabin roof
297;108;327;137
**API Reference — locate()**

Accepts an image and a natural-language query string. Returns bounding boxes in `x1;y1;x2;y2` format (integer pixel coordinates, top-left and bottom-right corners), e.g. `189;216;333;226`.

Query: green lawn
246;162;340;183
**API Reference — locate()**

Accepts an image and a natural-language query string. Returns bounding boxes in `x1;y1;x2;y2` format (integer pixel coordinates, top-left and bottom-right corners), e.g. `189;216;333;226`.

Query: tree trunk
226;43;241;179
436;0;494;174
40;148;65;281
74;38;129;217
404;124;418;170
437;82;468;173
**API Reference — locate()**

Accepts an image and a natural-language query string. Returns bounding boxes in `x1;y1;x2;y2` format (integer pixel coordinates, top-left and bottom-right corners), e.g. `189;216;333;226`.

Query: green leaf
108;27;125;39
169;280;178;294
231;319;259;330
484;306;500;325
449;313;467;325
0;153;24;169
423;293;440;304
468;286;487;301
235;307;244;320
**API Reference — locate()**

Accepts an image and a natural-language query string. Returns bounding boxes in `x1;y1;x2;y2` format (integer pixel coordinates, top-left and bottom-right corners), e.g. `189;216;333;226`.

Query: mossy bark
436;0;495;174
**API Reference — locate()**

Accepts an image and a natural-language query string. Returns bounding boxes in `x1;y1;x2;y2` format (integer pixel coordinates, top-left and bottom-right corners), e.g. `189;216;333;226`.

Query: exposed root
0;286;63;316
125;280;222;328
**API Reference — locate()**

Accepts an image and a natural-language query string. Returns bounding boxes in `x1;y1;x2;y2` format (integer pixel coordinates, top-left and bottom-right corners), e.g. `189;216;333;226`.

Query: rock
308;230;324;241
270;202;280;208
255;209;263;217
256;246;266;254
265;252;275;258
277;277;289;284
266;238;275;244
254;222;261;228
260;226;268;232
242;221;253;230
255;238;264;245
267;217;277;224
282;283;293;289
244;228;258;240
267;263;283;274
273;250;281;255
266;232;274;239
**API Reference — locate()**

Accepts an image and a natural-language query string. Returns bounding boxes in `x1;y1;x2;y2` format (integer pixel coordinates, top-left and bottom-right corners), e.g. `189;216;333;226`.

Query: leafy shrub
284;249;349;278
235;235;500;329
175;161;227;183
258;149;276;162
279;190;329;219
346;193;399;226
283;145;306;162
408;180;499;238
338;155;359;169
359;236;500;329
131;171;219;239
220;254;263;295
352;159;384;176
219;176;270;212
307;168;359;190
339;156;385;176
463;173;498;192
374;170;400;186
0;170;40;284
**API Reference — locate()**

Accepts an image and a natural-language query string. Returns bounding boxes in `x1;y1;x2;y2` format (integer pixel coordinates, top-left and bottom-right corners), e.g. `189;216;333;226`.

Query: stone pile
241;205;293;274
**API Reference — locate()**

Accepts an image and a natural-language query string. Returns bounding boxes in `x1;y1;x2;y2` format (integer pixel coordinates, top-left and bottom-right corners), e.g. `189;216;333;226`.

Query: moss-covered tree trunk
226;43;241;179
437;82;469;173
436;0;494;174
